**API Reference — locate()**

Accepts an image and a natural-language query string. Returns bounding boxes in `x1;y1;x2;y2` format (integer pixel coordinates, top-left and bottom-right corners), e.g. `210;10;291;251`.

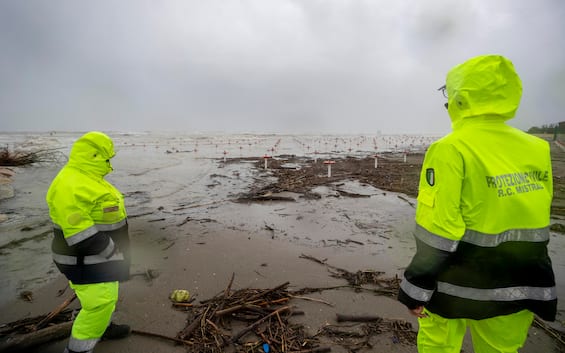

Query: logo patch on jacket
103;206;119;213
426;168;435;186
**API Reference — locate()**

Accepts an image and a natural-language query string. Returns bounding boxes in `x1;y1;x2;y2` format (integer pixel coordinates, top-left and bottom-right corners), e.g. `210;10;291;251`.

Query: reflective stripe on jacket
398;56;556;321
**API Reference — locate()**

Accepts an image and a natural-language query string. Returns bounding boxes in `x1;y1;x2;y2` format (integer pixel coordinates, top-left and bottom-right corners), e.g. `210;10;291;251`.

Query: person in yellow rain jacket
398;55;557;352
46;131;131;353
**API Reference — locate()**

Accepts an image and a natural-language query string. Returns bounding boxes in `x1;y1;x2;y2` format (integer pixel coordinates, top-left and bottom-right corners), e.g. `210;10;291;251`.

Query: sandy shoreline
1;132;564;352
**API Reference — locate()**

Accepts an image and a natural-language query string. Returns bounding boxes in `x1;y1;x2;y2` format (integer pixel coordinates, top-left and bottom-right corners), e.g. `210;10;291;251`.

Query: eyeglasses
437;84;448;98
437;85;449;109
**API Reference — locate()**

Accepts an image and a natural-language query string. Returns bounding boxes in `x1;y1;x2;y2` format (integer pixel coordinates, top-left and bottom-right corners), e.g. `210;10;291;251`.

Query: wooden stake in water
324;160;335;178
263;155;271;170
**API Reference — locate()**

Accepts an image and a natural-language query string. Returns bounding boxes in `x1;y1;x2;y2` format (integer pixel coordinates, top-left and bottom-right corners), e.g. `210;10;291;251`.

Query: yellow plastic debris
170;289;191;303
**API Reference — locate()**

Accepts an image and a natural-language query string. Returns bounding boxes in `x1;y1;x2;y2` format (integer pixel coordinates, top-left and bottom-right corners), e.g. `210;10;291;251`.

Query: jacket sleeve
398;141;465;309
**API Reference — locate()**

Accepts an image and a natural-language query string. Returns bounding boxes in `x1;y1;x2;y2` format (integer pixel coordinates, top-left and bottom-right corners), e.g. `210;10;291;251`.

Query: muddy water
0;164;60;305
203;186;417;269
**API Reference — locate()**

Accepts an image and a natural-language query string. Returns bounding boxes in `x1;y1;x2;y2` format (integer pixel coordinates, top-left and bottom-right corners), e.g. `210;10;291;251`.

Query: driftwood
233;191;298;203
34;294;77;330
132;329;193;346
0;322;72;353
177;312;205;342
227;305;291;345
0;294;78;353
336;190;371;198
298;254;401;298
397;195;415;208
288;295;333;306
316;315;416;350
533;317;565;347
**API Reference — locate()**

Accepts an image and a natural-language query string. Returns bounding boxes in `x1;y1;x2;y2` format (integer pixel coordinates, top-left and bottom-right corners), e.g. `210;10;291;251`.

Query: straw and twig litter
173;274;324;353
0;145;67;166
173;263;415;353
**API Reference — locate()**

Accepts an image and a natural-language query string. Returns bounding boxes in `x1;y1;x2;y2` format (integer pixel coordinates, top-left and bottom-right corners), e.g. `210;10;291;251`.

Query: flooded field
0;132;435;305
1;131;564;353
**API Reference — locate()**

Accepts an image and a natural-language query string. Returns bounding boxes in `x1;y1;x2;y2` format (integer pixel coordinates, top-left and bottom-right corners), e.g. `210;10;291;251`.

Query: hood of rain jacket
67;131;115;177
445;55;522;129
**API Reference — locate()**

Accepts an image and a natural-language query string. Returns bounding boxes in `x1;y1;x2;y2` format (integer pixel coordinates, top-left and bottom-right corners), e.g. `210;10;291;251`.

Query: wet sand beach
1;132;564;353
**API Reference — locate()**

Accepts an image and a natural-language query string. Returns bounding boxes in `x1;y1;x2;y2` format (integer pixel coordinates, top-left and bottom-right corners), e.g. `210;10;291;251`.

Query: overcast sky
1;0;564;135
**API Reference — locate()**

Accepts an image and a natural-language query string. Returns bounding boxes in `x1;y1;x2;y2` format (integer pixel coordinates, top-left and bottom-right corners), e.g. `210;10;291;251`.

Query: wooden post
263;155;271;170
324;160;335;178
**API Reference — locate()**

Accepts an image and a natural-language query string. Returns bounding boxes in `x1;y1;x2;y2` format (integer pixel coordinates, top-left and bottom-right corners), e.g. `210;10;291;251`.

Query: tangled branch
0;146;67;166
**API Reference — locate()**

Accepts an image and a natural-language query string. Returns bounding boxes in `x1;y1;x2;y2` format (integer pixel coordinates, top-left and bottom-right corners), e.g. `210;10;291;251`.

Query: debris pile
173;275;325;353
0;294;77;352
168;257;415;353
236;153;423;203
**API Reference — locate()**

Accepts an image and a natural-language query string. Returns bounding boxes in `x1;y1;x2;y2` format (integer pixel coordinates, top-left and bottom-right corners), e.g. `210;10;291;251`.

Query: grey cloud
1;0;564;133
